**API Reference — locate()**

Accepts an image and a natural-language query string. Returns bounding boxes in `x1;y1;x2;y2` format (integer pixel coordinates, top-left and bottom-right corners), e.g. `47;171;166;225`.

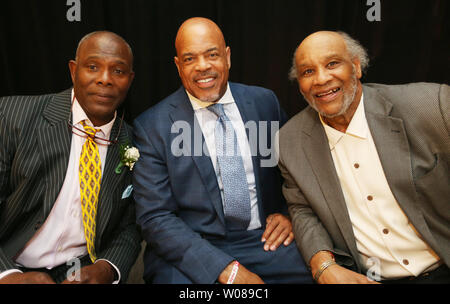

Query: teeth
197;78;214;83
317;90;332;97
317;88;339;97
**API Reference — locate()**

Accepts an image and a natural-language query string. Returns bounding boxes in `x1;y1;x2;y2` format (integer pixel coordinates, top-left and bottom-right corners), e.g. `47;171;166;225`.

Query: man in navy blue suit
132;17;311;284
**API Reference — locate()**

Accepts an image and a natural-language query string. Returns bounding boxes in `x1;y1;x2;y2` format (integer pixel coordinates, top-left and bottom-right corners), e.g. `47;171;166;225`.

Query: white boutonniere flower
115;144;140;174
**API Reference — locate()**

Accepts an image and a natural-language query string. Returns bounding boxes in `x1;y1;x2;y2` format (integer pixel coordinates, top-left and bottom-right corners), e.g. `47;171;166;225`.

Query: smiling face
174;18;231;103
69;32;135;126
294;31;362;119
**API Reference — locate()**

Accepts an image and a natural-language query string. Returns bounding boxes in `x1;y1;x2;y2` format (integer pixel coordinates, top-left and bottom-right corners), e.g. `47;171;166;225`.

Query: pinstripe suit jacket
279;83;450;273
0;89;141;281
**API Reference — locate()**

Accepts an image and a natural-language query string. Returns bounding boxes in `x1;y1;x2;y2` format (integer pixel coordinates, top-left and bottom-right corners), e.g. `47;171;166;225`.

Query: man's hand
261;213;295;251
218;261;264;284
310;251;379;284
316;264;379;284
0;271;55;284
61;260;115;284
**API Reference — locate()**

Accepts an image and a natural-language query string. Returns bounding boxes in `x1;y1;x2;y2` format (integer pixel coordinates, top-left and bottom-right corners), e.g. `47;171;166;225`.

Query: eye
327;61;339;68
209;52;218;58
184;57;193;63
114;68;124;74
302;69;313;77
88;64;98;71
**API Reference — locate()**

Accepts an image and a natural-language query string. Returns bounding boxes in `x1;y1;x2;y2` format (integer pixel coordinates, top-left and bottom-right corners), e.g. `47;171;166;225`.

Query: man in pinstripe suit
0;31;141;283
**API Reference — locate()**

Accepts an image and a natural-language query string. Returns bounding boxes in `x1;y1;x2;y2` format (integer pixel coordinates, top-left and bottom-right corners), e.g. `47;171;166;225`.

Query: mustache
193;72;218;81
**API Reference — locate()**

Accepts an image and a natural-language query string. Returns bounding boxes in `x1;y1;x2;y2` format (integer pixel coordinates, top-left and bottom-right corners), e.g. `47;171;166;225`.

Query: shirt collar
320;93;368;149
71;89;116;139
187;82;234;110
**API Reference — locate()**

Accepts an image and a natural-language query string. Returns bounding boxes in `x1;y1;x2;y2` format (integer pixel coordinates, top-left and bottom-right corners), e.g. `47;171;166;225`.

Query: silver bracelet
314;260;337;282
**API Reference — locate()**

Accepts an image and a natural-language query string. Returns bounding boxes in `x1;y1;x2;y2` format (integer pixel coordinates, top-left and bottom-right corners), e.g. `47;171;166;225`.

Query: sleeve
95;192;142;283
132;118;234;284
438;84;449;136
277;135;354;269
278;158;334;267
0;109;20;272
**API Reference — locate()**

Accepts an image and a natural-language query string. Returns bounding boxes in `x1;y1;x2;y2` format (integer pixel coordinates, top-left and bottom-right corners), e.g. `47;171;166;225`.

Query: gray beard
199;93;221;103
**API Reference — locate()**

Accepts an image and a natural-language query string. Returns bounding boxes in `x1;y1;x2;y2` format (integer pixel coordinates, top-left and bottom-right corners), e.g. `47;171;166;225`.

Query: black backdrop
0;0;448;122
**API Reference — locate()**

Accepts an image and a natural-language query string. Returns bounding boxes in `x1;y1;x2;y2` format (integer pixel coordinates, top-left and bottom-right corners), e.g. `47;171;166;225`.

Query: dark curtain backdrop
0;0;448;122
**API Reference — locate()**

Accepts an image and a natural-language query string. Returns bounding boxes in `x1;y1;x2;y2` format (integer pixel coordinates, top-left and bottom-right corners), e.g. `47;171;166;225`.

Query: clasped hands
218;213;294;284
0;260;115;284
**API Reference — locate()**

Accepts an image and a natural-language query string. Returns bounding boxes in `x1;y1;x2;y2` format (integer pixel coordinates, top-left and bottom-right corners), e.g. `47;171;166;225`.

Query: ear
174;56;181;76
226;46;231;70
68;60;77;84
353;58;362;79
128;71;135;87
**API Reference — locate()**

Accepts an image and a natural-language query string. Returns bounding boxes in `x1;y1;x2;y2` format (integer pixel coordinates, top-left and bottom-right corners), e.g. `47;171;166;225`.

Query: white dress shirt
187;83;262;230
321;94;440;279
0;91;120;282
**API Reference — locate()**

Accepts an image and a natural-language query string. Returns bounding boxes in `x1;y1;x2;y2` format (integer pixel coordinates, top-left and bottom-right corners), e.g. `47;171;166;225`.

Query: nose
313;67;332;86
195;56;212;72
96;69;113;86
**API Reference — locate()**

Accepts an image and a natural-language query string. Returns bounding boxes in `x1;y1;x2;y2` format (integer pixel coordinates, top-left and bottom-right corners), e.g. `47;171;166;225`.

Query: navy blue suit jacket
133;82;288;283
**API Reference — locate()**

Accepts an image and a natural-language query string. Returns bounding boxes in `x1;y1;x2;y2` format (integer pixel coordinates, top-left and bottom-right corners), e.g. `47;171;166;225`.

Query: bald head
288;30;366;123
174;17;231;102
175;17;226;56
301;31;344;46
69;30;135;126
289;31;368;81
301;32;346;59
76;31;134;69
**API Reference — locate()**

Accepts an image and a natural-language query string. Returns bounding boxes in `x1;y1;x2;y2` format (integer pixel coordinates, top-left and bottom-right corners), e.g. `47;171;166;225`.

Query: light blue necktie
207;103;251;231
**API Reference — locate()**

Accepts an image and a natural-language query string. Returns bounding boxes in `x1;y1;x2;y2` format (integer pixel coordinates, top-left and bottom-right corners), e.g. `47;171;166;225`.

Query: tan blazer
278;83;450;272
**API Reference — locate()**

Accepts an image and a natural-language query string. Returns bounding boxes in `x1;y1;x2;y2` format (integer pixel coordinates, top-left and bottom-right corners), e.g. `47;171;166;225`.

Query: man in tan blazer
279;31;449;284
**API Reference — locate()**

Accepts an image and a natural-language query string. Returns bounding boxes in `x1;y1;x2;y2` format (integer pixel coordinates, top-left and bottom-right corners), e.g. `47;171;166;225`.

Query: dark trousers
382;265;450;284
146;229;313;284
18;255;92;284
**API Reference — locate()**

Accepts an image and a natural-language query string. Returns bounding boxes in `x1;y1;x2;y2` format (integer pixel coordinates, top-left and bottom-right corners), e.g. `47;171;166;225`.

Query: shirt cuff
95;259;121;284
0;269;23;280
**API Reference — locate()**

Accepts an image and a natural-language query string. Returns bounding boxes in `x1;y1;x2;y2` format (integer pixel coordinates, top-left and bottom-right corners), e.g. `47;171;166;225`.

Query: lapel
301;85;439;266
168;87;225;226
96;115;131;243
229;83;266;220
37;89;72;218
362;85;437;249
300;109;361;263
35;88;130;248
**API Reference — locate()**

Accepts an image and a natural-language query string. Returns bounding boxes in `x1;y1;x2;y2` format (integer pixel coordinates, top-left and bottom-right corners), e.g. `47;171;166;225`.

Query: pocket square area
122;184;133;199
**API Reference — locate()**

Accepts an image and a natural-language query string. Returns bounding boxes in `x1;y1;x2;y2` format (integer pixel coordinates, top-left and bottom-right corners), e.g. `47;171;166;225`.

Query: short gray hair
288;31;369;81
